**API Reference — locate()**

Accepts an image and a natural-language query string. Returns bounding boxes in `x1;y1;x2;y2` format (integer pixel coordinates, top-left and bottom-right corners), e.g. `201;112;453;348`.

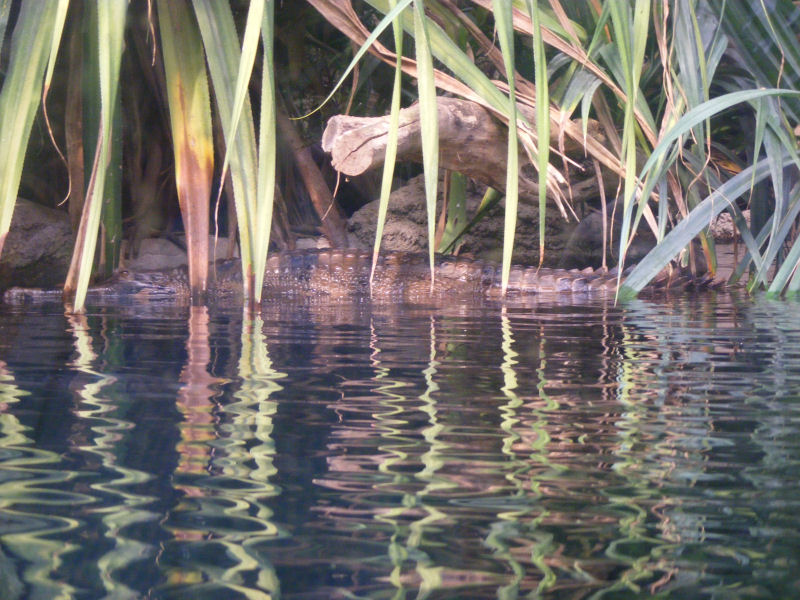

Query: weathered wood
322;96;605;205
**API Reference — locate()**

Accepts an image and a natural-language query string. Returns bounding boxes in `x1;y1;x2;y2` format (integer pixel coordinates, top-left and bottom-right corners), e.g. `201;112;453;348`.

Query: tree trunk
277;105;349;247
322;96;610;207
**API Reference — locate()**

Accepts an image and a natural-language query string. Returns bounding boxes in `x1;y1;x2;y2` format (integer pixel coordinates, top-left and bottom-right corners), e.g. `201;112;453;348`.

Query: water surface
0;292;798;599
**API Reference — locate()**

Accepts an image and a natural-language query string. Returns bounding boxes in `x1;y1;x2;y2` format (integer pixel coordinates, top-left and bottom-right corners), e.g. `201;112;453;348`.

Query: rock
0;199;73;289
347;175;753;269
347;174;575;266
558;206;657;268
0;198;244;289
120;236;239;271
710;210;749;242
120;237;188;271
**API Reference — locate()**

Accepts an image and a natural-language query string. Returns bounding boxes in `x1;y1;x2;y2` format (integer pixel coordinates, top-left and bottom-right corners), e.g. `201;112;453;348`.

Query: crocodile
2;248;709;304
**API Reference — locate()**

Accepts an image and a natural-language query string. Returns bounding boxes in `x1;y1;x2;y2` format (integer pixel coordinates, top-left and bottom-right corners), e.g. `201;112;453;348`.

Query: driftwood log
322;96;613;207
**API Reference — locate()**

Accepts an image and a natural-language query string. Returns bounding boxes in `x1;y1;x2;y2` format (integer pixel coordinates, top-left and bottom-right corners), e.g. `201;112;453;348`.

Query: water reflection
0;293;798;598
68;311;156;600
0;358;69;600
160;306;281;597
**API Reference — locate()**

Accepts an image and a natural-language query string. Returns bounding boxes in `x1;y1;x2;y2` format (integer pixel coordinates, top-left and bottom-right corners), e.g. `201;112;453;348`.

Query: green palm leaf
193;0;260;299
0;2;61;259
413;0;440;288
64;0;126;311
370;0;405;290
619;155;796;299
494;0;519;293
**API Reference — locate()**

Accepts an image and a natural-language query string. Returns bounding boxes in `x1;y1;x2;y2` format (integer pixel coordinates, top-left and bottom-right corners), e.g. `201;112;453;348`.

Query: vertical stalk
158;0;214;302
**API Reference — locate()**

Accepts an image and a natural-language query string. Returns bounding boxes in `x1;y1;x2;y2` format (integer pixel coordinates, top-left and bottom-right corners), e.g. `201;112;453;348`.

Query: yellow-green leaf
0;2;61;259
413;0;439;289
193;0;260;298
158;0;214;300
64;0;126;311
494;0;519;293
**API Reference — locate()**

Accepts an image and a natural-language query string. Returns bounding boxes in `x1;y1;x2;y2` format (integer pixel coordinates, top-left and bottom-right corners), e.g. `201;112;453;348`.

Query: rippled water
0;291;799;599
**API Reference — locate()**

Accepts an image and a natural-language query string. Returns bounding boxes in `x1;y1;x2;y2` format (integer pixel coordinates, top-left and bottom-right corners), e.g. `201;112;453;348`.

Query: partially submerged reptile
3;248;710;304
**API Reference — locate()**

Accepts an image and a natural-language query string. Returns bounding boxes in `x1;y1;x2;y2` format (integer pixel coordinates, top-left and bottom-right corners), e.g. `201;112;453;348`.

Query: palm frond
64;0;126;311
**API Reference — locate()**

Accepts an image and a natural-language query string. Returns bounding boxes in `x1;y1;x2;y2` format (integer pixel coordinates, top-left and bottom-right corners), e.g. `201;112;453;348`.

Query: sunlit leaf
413;0;439;288
42;0;70;99
494;0;519;293
254;1;276;302
193;0;259;298
610;0;650;275
0;2;60;259
158;0;214;301
527;0;550;267
64;0;126;311
639;89;800;187
371;0;405;290
619;154;796;299
218;0;264;186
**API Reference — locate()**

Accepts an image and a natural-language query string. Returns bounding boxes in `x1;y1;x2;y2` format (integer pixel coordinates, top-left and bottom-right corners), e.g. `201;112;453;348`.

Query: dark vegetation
0;1;799;309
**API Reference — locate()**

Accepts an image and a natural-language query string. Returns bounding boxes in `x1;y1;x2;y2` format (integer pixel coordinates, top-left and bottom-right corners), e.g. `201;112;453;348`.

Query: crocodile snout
102;269;188;299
